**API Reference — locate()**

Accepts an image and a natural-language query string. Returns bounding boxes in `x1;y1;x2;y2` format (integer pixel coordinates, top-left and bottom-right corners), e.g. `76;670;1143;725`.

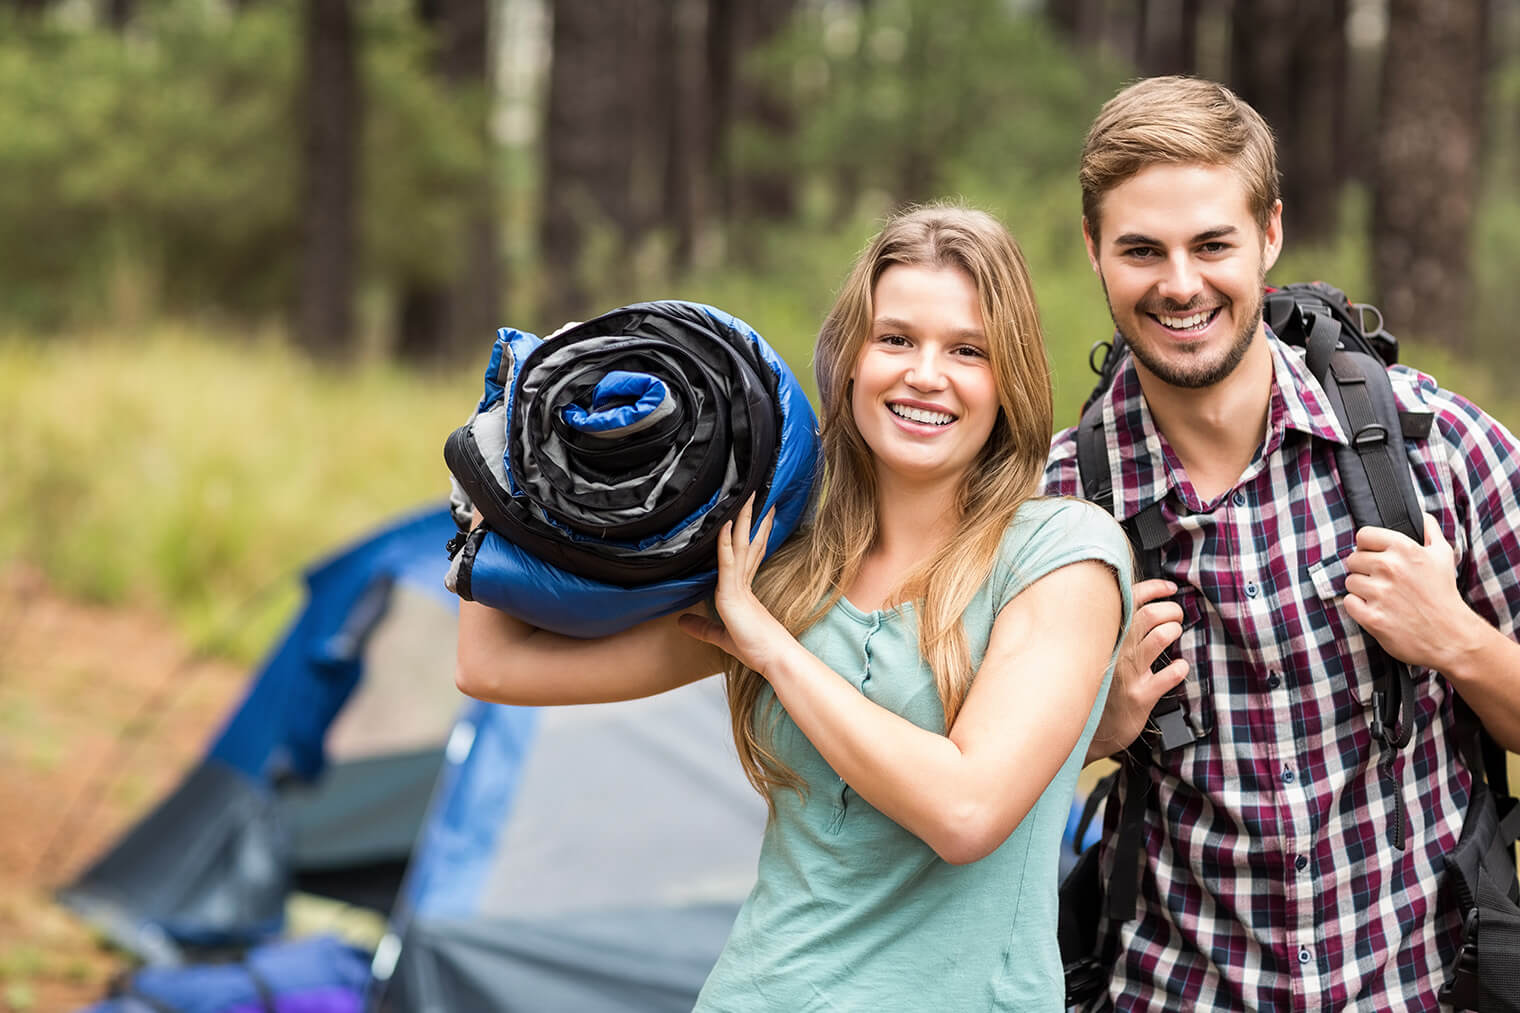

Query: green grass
0;325;477;660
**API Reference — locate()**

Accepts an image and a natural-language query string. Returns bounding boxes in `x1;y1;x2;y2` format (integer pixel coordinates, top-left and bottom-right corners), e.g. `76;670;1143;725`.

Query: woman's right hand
677;496;793;677
1084;578;1188;763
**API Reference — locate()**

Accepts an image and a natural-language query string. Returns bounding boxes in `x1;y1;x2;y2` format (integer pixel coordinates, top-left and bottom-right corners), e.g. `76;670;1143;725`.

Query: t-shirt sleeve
993;497;1134;634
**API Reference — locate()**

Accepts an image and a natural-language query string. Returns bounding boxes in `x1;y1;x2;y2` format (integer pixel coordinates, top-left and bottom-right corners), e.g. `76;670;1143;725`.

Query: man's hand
1344;514;1488;672
1085;578;1189;764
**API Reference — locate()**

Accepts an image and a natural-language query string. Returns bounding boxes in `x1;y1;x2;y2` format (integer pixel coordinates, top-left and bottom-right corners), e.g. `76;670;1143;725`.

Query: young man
1044;76;1520;1010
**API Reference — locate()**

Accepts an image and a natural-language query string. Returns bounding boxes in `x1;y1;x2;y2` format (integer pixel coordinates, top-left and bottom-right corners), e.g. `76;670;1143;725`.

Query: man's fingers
1354;524;1420;553
1423;512;1448;550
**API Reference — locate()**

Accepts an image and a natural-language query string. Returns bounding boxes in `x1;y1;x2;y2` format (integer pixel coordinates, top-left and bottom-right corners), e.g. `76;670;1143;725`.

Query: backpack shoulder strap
1076;395;1113;510
1300;302;1426;759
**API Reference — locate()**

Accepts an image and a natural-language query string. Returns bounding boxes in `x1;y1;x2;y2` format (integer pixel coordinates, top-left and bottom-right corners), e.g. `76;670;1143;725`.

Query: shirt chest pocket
1306;549;1434;709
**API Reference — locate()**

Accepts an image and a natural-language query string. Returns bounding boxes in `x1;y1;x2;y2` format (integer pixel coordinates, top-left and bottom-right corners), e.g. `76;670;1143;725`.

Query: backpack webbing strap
1302;312;1423;754
1107;758;1150;922
1076;399;1113;509
1076;404;1204;754
1325;350;1425;543
1127;503;1203;752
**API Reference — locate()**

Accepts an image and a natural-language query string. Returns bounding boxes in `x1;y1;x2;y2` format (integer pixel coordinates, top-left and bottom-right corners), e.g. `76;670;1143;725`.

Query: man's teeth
1155;309;1215;331
889;404;954;426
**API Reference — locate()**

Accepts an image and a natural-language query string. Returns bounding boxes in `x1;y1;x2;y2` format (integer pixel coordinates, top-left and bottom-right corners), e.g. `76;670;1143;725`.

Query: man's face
1083;163;1282;391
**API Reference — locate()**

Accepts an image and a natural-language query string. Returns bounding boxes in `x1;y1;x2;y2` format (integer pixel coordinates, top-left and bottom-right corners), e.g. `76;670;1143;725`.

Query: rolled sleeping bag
444;300;818;637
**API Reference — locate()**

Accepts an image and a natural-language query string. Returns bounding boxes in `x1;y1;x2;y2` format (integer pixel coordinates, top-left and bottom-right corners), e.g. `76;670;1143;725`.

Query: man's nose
1156;252;1204;306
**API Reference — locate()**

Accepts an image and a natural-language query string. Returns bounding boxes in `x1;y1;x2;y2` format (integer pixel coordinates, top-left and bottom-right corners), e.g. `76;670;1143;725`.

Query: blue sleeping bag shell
444;301;818;638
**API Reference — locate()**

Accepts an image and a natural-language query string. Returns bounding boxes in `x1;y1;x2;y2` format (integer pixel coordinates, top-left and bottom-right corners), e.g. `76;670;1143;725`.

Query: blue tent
61;504;767;1011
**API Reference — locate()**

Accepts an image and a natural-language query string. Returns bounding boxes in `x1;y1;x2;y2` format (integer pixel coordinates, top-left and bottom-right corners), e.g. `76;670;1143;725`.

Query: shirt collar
1096;330;1347;521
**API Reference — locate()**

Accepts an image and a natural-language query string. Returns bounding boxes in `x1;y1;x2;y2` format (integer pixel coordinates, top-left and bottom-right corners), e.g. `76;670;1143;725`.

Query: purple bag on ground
75;935;369;1013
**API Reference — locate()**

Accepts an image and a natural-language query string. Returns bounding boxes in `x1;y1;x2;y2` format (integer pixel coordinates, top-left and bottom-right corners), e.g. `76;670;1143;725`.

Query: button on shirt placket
1235;466;1324;1006
834;613;884;821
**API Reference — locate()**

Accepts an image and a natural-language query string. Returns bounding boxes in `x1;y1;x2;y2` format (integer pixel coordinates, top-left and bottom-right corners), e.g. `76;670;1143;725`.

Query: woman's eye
879;334;910;346
953;344;988;358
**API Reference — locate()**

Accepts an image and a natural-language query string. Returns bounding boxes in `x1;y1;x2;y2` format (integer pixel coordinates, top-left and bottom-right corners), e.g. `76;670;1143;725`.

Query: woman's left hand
678;495;791;676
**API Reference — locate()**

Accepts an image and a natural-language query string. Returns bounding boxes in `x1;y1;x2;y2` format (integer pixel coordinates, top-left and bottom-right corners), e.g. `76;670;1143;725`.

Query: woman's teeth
889;404;954;426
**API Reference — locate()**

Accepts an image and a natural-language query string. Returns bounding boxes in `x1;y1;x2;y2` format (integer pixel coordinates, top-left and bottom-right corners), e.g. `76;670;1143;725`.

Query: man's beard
1104;282;1264;390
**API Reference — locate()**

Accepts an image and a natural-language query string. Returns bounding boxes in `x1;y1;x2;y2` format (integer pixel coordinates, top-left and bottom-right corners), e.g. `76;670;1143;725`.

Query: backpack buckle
1438;909;1480;1008
1152;696;1202;751
1369;688;1408;749
1351;423;1389;451
1064;956;1109;1006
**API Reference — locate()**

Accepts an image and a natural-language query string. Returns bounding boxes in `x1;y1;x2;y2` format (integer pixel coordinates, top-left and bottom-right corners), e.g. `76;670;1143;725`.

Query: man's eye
1123;247;1157;259
1199;242;1231;255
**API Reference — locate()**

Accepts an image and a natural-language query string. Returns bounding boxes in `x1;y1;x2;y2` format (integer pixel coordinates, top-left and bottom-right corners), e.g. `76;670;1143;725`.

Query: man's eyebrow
1111;226;1240;247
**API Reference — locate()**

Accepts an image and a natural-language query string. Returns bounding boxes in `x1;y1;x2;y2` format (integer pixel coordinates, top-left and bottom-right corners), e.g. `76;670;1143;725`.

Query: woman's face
849;264;1000;489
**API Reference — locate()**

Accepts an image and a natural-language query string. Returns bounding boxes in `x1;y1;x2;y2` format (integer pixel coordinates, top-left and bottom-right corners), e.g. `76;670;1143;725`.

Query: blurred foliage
0;0;482;335
0;325;474;660
3;0;1520;650
757;0;1122;208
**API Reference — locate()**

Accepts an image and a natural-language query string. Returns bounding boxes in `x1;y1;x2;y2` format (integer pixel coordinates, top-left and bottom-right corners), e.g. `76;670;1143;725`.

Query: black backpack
1059;282;1520;1010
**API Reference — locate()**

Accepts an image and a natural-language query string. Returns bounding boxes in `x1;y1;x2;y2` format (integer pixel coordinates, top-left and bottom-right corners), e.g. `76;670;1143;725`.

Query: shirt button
1245;581;1259;598
1282;766;1295;784
1295;855;1309;871
1232;491;1246;507
1298;946;1312;965
1267;671;1282;689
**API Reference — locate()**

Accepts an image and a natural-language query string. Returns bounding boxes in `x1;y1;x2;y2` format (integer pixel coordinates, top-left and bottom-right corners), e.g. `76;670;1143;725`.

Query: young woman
455;204;1132;1010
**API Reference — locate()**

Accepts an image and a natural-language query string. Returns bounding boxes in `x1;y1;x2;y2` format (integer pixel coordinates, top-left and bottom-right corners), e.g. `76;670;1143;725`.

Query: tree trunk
658;0;710;271
1141;0;1202;75
295;0;359;359
1288;0;1347;243
1372;0;1486;353
707;0;798;226
1047;0;1103;49
540;0;650;323
1230;0;1348;245
104;0;134;29
395;0;503;366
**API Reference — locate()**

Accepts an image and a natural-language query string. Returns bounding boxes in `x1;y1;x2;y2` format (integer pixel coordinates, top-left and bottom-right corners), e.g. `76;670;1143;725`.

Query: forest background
4;0;1520;651
1;0;1518;1006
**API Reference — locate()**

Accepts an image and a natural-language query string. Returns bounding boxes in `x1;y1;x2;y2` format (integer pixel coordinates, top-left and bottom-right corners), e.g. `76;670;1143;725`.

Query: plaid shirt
1044;334;1520;1011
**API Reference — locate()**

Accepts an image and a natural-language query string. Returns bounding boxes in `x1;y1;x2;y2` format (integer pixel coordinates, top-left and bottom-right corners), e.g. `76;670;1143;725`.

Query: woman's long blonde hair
728;203;1054;802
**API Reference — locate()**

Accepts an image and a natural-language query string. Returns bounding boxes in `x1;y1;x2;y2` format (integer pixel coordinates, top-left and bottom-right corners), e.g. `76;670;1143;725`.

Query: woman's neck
845;471;961;611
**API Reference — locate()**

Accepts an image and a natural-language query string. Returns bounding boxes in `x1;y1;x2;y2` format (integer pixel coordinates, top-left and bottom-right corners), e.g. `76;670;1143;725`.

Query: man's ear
1262;200;1284;273
1081;217;1100;273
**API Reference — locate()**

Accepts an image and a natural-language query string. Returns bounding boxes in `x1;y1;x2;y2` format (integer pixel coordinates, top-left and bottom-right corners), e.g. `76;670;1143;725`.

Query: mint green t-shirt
694;497;1133;1012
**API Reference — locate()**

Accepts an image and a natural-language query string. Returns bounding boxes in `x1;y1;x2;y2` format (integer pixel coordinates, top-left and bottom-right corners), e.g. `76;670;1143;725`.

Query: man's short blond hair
1080;76;1280;242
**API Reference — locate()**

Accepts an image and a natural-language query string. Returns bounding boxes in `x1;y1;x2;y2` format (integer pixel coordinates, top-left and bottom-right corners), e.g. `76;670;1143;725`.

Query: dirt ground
0;564;248;1013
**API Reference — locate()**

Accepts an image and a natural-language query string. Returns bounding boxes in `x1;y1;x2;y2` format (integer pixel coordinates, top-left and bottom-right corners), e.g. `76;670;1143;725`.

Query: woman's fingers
747;507;775;582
